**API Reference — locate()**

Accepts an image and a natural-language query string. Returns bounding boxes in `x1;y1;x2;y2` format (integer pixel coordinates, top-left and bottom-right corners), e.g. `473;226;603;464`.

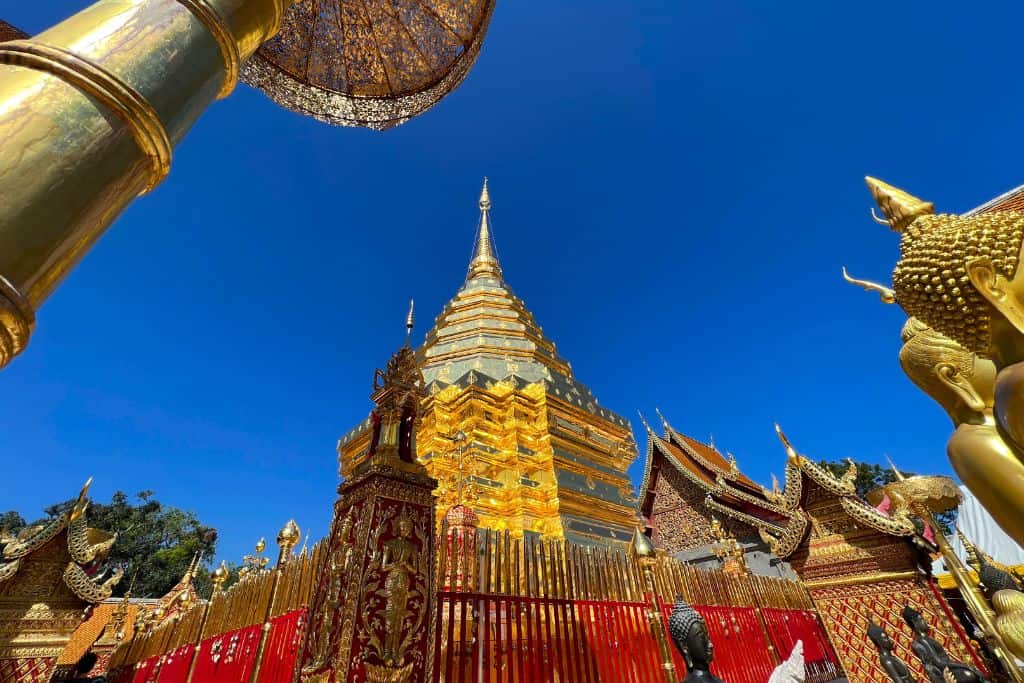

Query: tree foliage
3;491;218;599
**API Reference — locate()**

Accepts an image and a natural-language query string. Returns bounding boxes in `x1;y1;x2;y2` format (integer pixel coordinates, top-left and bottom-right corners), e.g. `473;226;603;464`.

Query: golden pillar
0;0;290;368
632;529;679;683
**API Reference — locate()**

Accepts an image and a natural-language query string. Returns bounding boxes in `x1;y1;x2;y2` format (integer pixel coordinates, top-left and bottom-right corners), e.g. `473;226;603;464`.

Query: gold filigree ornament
240;0;497;130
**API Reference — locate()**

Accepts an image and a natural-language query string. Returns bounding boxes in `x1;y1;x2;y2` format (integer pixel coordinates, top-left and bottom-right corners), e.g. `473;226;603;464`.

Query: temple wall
792;491;985;683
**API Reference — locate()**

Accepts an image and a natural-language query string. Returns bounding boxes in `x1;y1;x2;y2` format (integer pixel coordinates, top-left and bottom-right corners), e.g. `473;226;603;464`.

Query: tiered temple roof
339;181;639;545
638;413;789;553
638;414;920;561
0;480;122;681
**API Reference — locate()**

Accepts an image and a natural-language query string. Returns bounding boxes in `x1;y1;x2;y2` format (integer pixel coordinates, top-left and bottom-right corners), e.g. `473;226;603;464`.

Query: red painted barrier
762;608;842;683
156;644;195;682
257;609;307;683
190;623;262;683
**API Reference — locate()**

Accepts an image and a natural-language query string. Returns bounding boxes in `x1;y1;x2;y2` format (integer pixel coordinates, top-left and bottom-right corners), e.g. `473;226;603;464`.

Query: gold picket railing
433;521;840;683
108;540;326;674
652;556;815;610
108;523;840;683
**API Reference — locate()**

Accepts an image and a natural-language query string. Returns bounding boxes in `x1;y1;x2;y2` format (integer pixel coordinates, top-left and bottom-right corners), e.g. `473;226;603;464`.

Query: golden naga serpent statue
843;177;1024;548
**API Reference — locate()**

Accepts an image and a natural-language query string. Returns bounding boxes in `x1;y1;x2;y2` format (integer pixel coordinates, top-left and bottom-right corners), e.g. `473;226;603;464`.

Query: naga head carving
866;177;1024;359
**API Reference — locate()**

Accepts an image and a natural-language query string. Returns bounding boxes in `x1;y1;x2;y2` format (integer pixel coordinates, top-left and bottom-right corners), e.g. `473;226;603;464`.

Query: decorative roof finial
479;176;491;211
775;423;800;463
405;299;415;343
864;176;934;233
654;407;670;434
885;454;907;481
468;178;502;280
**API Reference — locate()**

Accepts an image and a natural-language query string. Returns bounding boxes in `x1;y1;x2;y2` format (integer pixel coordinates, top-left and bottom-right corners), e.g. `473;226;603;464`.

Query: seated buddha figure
867;619;918;683
667;598;724;683
902;606;987;683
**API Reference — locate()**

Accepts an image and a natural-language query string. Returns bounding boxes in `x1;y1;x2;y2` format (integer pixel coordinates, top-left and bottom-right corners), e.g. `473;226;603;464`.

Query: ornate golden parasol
241;0;497;129
866;474;962;516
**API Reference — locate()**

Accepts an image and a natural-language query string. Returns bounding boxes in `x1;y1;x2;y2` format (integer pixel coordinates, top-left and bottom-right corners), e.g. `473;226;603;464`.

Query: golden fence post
0;0;291;370
184;560;230;683
631;530;678;683
748;575;780;665
249;520;301;683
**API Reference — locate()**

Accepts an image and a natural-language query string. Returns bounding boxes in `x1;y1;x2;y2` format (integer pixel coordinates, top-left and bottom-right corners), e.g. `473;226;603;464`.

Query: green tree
9;491;219;599
0;511;26;535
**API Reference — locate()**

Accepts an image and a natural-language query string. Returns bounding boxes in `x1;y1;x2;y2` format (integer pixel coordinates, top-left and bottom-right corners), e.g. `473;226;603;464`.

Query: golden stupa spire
468;178;503;280
405;299;415;345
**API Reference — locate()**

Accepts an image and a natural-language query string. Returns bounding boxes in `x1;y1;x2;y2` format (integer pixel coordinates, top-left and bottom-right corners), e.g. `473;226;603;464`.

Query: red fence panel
156;644;195;682
190;623;262;683
762;607;841;683
658;599;776;683
257;608;308;683
433;593;666;683
130;655;160;683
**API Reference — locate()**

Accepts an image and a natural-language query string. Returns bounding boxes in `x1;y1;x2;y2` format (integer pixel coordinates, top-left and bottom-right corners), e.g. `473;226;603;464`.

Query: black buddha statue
868;619;918;683
668;598;724;683
901;606;988;683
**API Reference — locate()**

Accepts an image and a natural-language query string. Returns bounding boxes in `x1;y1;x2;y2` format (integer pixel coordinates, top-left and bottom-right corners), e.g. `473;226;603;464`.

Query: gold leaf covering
241;0;497;129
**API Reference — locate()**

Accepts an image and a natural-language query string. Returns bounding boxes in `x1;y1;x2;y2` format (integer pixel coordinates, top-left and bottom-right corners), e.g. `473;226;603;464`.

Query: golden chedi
339;180;640;545
848;177;1024;547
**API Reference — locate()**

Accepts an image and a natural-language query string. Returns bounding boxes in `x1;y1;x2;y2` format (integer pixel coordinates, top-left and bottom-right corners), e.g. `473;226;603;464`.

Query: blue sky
4;1;1023;572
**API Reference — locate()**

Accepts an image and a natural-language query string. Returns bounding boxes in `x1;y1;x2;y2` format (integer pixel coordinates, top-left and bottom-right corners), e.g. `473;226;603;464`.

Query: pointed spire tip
468;178;501;279
479;177;491;211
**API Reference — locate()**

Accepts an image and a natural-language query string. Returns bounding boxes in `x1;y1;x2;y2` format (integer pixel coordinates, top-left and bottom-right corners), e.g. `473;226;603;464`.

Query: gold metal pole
0;0;291;368
631;530;678;683
249;520;300;683
184;560;230;683
916;505;1024;683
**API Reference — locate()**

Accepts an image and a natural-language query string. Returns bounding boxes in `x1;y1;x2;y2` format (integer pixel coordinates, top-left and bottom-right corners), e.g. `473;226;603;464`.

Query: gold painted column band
0;41;171;193
0;275;35;370
804;570;919;590
175;0;241;98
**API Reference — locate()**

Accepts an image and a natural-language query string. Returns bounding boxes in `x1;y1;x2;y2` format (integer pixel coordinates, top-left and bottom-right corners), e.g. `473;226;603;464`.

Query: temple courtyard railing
107;540;324;683
106;521;840;683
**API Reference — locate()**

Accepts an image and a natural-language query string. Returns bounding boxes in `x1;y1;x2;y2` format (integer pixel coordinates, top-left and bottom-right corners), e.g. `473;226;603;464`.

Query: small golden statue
844;178;1024;546
379;512;419;665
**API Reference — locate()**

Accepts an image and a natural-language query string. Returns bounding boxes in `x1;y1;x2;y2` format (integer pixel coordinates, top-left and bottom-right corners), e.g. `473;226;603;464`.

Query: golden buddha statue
842;177;1024;547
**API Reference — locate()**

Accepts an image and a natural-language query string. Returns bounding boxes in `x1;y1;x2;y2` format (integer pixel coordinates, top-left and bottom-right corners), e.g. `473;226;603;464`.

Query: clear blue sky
4;1;1022;569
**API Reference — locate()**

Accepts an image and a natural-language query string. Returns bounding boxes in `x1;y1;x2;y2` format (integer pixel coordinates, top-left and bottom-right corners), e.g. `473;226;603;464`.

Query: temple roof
965;183;1024;216
0;479;123;603
416;180;629;429
638;416;920;557
637;414;789;533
